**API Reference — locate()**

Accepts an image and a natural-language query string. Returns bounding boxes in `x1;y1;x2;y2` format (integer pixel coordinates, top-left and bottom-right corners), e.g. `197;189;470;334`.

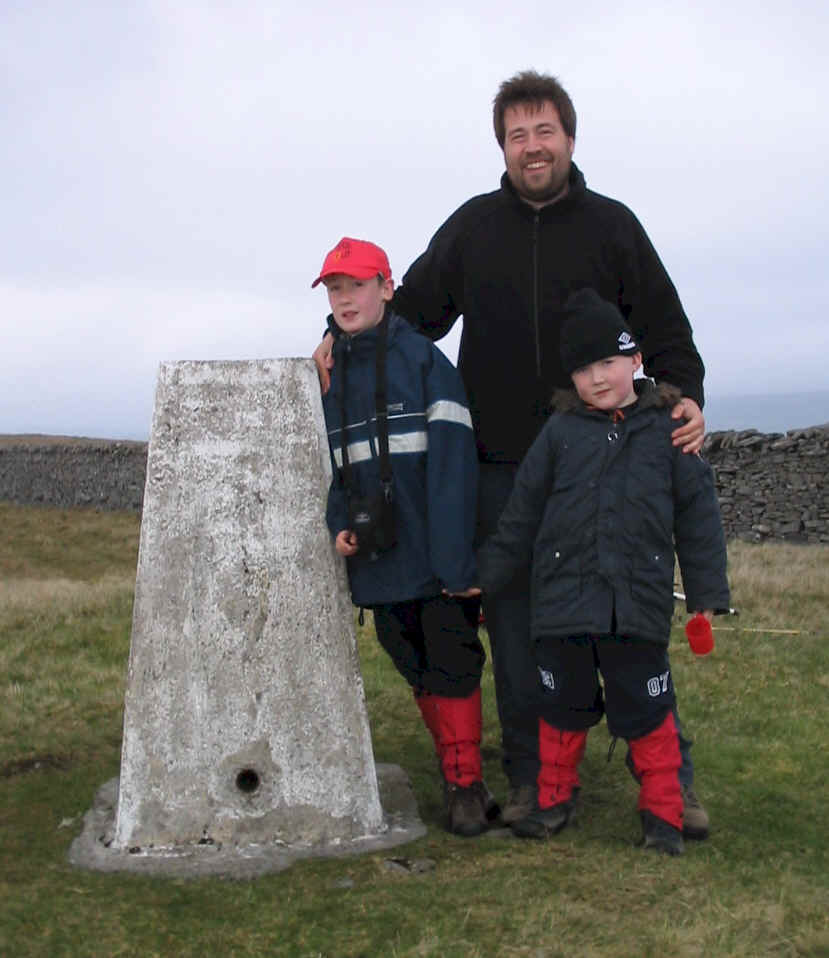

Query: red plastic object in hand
685;613;714;656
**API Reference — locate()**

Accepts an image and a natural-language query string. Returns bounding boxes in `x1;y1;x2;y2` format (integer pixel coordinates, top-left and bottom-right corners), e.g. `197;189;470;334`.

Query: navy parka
476;382;730;645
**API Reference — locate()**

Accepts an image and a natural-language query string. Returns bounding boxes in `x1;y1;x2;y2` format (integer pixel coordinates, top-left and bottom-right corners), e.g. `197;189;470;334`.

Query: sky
2;0;828;440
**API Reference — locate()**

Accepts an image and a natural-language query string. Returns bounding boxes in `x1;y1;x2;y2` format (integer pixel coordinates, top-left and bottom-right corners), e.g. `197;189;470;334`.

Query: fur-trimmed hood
550;379;683;415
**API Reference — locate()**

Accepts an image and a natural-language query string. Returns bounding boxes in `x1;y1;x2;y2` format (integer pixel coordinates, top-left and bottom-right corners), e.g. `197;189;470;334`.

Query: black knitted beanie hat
559;288;639;375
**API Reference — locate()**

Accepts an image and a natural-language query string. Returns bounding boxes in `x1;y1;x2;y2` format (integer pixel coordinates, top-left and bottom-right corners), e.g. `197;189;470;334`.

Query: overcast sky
3;1;828;440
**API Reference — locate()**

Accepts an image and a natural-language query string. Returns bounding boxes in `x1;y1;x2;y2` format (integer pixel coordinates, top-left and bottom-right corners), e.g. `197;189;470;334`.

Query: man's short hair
493;70;577;147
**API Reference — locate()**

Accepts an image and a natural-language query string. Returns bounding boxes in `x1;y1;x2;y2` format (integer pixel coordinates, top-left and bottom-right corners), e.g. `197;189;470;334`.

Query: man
314;70;710;839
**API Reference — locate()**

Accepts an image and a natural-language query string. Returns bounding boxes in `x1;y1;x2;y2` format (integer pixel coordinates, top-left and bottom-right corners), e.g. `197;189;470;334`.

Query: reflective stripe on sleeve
426;400;473;430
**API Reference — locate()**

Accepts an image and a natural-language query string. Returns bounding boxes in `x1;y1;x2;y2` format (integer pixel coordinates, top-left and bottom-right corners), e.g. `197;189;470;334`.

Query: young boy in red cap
312;237;495;836
475;287;730;855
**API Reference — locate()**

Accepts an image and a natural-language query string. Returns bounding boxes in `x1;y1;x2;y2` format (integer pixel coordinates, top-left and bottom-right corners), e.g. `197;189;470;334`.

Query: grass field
1;502;827;957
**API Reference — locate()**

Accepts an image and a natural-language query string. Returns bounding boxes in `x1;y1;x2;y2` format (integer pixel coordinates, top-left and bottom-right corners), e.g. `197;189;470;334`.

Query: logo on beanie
618;331;637;352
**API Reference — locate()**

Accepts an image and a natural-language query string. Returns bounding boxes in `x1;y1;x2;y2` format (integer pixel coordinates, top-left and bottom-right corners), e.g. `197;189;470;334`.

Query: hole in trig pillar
235;768;260;793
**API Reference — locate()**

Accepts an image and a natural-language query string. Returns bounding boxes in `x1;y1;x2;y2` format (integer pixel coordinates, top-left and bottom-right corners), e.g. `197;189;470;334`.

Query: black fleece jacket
394;163;705;464
476;381;730;645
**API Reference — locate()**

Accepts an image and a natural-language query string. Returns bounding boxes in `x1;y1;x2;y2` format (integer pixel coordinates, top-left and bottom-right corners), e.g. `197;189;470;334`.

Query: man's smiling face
502;100;575;208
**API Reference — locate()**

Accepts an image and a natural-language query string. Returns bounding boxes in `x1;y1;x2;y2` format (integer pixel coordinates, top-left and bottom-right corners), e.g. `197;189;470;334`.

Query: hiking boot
480;781;502;823
511;791;579;839
640;810;684;856
681;784;709;840
501;784;536;825
446;781;489;837
433;759;501;823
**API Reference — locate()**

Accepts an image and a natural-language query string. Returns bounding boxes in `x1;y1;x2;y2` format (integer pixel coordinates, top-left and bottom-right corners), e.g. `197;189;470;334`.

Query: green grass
1;504;828;957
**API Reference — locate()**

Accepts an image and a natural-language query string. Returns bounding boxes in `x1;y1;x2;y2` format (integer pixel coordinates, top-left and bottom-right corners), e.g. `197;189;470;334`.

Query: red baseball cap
311;237;392;288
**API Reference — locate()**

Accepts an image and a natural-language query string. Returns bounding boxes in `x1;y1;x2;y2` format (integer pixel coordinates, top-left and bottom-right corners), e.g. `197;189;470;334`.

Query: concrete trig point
70;359;423;878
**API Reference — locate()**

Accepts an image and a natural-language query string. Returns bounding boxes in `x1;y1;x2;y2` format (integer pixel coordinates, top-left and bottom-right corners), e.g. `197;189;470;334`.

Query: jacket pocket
631;550;675;626
532;542;580;601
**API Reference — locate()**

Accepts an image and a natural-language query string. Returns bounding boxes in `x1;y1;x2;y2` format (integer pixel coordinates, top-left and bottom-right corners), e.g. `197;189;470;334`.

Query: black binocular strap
338;310;392;493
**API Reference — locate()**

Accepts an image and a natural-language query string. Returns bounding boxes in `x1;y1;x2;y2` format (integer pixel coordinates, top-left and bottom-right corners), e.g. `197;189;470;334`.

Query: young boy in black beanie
475;288;730;855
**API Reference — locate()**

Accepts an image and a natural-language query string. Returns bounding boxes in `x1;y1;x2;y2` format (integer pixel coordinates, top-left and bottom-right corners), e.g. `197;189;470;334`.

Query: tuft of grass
0;502;140;581
1;505;828;957
725;541;829;629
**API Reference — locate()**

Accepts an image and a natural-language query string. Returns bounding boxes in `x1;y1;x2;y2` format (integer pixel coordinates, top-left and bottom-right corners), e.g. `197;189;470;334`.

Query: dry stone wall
0;437;147;512
703;425;829;543
1;426;827;542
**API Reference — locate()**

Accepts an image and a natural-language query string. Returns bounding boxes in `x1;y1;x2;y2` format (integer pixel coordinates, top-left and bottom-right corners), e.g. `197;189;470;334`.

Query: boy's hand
335;529;359;556
442;587;482;598
671;397;705;454
312;332;335;394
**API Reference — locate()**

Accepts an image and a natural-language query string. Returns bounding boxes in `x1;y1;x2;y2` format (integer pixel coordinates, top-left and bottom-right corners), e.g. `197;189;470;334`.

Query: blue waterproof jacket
477;381;730;644
323;311;478;607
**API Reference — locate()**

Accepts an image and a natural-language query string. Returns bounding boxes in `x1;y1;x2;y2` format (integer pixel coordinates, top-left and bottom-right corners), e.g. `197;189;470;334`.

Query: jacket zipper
532;212;541;378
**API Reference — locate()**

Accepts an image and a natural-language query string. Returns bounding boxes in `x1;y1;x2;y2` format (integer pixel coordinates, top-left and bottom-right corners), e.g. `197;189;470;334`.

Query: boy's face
570;353;642;410
323;273;393;336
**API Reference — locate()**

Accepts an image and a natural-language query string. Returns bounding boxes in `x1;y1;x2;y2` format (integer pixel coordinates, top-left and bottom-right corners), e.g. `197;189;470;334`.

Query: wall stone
2;424;828;542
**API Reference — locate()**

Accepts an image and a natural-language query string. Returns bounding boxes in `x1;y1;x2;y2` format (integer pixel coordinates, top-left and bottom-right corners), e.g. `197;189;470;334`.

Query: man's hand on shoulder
313;332;335;394
671;397;705;454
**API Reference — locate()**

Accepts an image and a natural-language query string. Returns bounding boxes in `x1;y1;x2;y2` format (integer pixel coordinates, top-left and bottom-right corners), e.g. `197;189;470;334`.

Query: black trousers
535;634;676;741
475;463;545;787
372;594;485;698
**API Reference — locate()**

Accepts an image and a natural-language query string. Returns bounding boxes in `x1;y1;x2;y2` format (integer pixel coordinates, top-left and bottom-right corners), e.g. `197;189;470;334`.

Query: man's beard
515;157;571;206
